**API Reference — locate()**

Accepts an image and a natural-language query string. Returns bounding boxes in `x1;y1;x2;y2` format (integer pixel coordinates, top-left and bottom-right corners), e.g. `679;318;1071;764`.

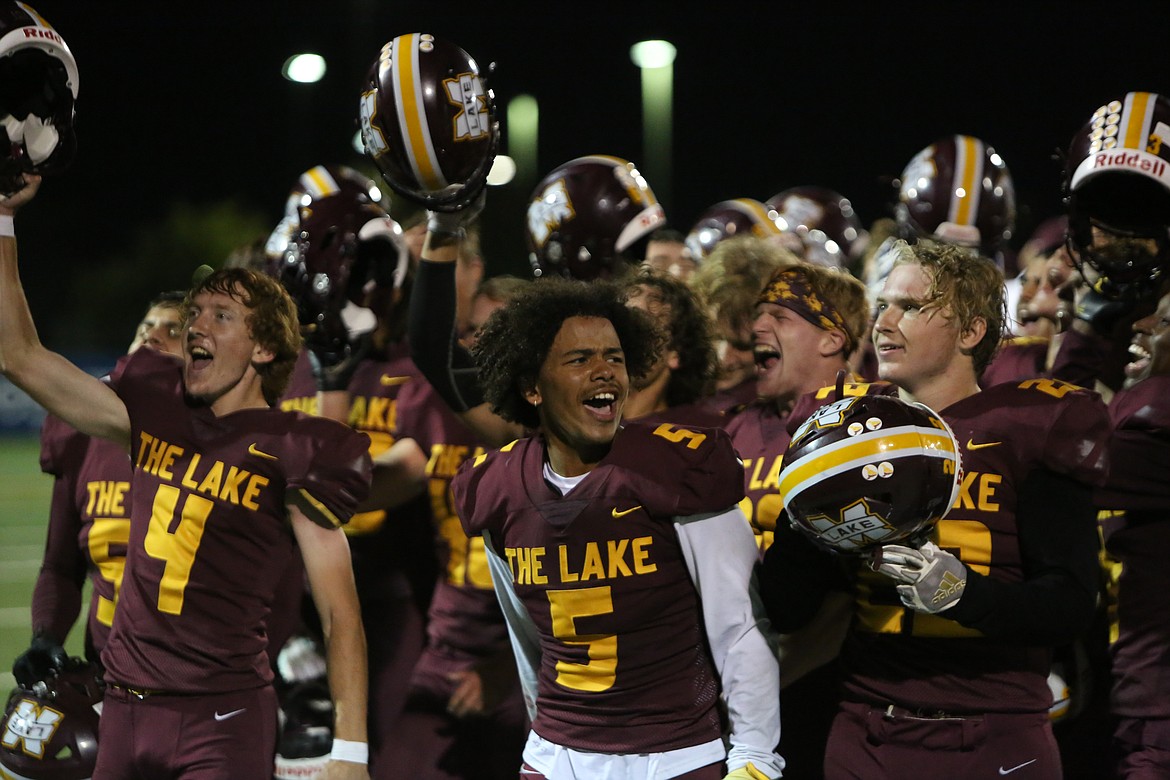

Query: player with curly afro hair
470;276;664;431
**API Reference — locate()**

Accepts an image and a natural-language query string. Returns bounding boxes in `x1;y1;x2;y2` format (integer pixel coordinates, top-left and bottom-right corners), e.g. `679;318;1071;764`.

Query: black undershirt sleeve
408;259;484;412
758;520;851;633
945;468;1101;644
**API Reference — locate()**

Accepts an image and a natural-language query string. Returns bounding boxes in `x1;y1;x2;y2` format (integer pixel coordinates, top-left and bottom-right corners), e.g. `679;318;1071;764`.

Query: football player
723;261;869;780
1095;285;1170;777
817;238;1109;778
0;175;373;780
450;276;784;780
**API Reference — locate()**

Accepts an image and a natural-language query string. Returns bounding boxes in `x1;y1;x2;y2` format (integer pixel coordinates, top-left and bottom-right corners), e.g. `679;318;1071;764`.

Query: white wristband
0;215;13;238
330;739;369;764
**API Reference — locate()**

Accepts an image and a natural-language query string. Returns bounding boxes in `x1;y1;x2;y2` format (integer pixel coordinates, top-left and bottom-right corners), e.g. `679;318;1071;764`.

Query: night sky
13;0;1170;352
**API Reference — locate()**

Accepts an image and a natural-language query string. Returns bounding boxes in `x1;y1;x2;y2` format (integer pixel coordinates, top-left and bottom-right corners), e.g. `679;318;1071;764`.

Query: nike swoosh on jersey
380;374;412;386
611;505;642;519
999;758;1037;775
214;708;246;721
966;439;1002;450
248;443;279;460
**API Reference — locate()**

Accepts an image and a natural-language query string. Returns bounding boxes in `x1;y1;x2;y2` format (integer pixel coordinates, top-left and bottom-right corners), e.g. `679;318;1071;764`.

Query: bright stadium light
629;40;676;208
629;40;677;69
283;53;326;83
487;155;517;186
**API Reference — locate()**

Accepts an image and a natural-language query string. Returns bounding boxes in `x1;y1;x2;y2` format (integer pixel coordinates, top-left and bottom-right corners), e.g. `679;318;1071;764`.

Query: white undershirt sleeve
676;507;786;778
482;529;541;722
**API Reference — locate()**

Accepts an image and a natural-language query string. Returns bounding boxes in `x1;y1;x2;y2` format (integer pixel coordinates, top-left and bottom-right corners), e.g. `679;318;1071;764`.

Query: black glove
13;634;67;689
1074;286;1135;335
306;331;373;392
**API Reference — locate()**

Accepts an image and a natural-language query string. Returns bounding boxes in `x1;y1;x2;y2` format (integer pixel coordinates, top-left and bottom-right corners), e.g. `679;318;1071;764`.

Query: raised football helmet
0;2;78;195
358;33;498;212
268;164;409;355
779;394;961;554
685;198;782;261
895;135;1016;257
1;660;101;780
527;155;666;280
273;680;333;780
765;186;867;269
1063;91;1170;293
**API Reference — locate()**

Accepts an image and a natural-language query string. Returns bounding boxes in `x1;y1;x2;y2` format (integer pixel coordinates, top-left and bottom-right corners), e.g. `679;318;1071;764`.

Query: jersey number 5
547;586;617;692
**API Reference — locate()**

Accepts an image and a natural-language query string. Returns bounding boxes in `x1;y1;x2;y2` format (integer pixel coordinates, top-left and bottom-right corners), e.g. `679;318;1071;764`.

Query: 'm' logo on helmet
2;699;63;758
804;498;897;552
358;90;388;157
527;179;575;249
444;73;490;141
790;396;861;447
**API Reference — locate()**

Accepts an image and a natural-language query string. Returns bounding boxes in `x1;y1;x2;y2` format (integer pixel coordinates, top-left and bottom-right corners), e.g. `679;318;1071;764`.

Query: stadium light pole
630;40;676;211
507;94;539;191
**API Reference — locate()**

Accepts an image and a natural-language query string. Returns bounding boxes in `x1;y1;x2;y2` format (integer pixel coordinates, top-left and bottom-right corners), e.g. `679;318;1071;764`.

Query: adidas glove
723;763;772;780
873;541;967;614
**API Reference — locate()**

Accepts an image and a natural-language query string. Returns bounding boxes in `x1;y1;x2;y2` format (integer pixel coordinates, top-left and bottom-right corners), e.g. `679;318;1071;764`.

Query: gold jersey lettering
953;471;1002;512
85;480;130;516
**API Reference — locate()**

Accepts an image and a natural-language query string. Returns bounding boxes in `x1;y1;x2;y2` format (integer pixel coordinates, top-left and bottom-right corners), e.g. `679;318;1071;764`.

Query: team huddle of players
2;13;1170;780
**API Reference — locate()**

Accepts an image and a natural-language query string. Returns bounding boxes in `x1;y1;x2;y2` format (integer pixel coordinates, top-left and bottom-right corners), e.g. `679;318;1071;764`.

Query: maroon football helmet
684;198;782;261
779;394;961;554
527;155;666;280
268;164;409;354
766;186;867;269
895;135;1016;257
358;33;498;212
0;2;78;195
0;661;101;780
1063;91;1170;291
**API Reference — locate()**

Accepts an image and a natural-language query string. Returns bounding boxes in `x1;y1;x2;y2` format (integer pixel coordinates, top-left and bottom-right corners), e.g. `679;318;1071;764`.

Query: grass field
0;433;88;693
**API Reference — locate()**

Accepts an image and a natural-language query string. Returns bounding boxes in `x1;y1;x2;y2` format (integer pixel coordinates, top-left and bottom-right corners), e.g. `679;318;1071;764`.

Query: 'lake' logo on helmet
790;396;861;447
445;73;490;141
804;498;896;552
2;699;64;758
528;179;575;248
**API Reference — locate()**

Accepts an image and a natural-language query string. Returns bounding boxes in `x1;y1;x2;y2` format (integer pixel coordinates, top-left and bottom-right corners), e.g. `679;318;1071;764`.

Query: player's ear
251;342;275;365
958;316;987;352
523;382;541;407
819;328;848;358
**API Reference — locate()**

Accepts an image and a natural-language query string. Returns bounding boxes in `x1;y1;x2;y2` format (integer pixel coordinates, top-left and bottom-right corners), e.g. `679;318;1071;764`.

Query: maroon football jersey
628;402;728;430
1097;375;1170;718
698;378;759;417
980;336;1050;389
843;378;1110;714
452;421;744;753
393;377;509;657
35;414;133;657
101;349;371;693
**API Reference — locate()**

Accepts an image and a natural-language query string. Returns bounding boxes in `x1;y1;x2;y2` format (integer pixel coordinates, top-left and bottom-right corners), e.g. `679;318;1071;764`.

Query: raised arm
0;175;130;446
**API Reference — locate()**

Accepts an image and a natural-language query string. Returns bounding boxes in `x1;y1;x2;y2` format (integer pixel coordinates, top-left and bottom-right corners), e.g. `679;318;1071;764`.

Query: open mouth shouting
583;390;619;422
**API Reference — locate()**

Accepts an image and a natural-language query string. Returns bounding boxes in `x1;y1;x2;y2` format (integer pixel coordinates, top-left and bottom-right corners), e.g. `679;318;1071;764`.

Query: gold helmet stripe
779;426;957;508
950;135;983;227
1122;91;1154;150
393;34;446;191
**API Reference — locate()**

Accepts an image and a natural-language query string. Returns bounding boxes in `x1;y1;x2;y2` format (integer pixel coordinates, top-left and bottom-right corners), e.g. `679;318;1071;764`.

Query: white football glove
426;190;486;237
872;540;967;614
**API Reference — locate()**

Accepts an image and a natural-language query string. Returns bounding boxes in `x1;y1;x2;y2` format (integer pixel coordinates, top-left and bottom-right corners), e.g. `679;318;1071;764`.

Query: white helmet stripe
393;34;447;191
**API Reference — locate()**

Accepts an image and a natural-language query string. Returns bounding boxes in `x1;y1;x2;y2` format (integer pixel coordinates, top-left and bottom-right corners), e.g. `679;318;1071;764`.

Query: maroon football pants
824;700;1061;779
94;684;278;779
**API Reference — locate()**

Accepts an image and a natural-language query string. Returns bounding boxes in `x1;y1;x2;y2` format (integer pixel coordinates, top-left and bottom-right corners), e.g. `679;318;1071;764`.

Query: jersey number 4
144;485;213;615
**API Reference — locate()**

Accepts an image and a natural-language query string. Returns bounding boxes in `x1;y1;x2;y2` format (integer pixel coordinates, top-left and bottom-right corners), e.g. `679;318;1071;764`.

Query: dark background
14;0;1170;352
